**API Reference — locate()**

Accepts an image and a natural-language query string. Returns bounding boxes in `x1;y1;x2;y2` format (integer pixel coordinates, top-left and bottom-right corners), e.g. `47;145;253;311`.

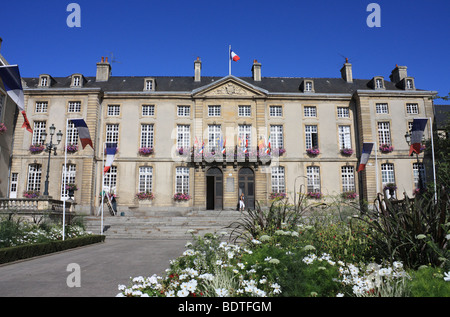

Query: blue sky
0;0;449;103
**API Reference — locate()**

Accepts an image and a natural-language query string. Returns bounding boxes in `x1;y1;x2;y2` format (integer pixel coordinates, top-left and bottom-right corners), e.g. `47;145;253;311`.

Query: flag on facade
409;118;428;156
221;137;226;154
104;143;117;173
0;65;32;133
265;136;271;154
357;142;374;172
230;50;240;62
199;140;204;154
69;119;93;149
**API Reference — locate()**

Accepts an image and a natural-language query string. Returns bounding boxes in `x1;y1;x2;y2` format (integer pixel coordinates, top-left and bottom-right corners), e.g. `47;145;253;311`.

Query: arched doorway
238;167;255;210
206;167;223;210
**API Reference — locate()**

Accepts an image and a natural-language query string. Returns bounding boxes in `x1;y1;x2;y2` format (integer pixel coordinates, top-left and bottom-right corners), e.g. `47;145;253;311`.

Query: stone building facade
7;56;436;215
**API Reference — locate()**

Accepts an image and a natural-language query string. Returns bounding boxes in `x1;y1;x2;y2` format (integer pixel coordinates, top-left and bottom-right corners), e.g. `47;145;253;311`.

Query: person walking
239;192;245;211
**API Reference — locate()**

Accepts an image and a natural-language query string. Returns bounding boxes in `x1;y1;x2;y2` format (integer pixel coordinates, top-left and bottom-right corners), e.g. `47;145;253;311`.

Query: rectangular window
103;166;117;193
269;105;282;117
337;107;349;118
139;166;153;193
145;80;153;91
377;122;391;145
61;164;76;200
27;164;42;192
406;103;419;114
40;76;48;87
305;82;313;92
208;125;221;151
142;105;155;116
140;124;154;148
9;173;18;198
32;121;46;145
304;106;316;117
376;103;389;114
375;78;383;89
306;166;320;193
66;122;79;146
338;125;352;150
68;101;81;113
72;76;81;87
413;163;426;189
270;125;284;149
341;166;355;192
238;105;251;117
208;105;221;117
271;166;285;193
305;125;318;149
35;101;48;113
175;167;189;194
177;105;190;117
381;163;395;186
238;124;252;148
106;124;119;143
177;124;190;149
107;105;120;116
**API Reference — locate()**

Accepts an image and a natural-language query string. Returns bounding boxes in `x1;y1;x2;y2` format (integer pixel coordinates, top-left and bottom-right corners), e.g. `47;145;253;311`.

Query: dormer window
144;78;155;91
302;80;314;93
38;75;53;88
405;78;415;90
70;74;84;88
372;76;385;90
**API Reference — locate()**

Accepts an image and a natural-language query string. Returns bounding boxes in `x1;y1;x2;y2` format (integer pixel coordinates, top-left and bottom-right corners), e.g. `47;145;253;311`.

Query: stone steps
83;210;244;240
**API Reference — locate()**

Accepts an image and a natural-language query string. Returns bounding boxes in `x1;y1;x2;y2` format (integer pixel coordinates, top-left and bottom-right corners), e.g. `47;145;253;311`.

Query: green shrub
408;266;450;297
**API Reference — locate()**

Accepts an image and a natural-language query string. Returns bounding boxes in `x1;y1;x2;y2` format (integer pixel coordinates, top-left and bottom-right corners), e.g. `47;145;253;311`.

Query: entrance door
238;167;255;210
206;167;223;210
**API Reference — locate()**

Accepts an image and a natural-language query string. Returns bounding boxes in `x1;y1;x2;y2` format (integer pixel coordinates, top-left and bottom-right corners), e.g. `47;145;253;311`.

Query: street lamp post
41;124;63;197
404;131;424;193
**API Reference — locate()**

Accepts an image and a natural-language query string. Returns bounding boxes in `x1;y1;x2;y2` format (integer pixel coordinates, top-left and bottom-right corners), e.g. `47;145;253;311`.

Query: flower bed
379;144;394;153
340;148;353;156
269;192;286;200
136;191;154;200
66;144;78;153
23;190;40;199
307;191;322;199
341;191;357;199
383;183;397;192
139;147;154;155
173;193;190;201
306;147;320;156
29;144;45;154
65;183;78;191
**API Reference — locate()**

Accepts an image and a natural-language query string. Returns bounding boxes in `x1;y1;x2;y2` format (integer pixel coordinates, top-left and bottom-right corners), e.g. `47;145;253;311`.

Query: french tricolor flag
0;65;32;133
230;50;240;62
409;118;428;156
357;143;374;172
104;143;117;173
69;119;93;149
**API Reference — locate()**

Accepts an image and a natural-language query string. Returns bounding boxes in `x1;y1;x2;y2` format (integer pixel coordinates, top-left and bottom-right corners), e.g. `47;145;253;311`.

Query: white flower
165;290;175;297
177;289;189;297
444;272;450;282
336;293;344;297
215;288;229;297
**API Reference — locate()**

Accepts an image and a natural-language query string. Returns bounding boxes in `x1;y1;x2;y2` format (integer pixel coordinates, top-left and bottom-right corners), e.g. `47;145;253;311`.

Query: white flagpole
229;45;231;76
101;142;105;235
429;117;437;203
62;118;68;241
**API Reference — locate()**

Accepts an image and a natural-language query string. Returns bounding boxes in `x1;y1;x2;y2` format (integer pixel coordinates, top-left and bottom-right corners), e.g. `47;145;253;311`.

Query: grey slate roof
22;75;418;94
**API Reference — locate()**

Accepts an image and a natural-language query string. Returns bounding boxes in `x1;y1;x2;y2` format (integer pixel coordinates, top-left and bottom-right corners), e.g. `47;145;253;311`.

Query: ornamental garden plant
118;188;449;297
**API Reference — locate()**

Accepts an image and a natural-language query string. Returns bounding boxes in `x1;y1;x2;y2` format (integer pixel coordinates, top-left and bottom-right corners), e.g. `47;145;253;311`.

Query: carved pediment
192;76;267;98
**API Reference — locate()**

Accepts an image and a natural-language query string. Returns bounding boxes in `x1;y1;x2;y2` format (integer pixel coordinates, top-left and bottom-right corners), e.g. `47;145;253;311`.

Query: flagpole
62;119;69;241
101;142;105;235
229;45;231;76
375;141;379;195
429;117;437;203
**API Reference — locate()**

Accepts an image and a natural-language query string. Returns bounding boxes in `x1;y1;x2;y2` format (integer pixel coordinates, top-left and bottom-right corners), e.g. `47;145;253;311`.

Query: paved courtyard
0;238;187;297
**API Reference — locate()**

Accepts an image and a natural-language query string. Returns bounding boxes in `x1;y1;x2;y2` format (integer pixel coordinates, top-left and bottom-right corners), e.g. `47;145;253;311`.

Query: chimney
96;56;111;82
340;58;353;83
252;59;261;81
194;57;201;82
389;64;407;84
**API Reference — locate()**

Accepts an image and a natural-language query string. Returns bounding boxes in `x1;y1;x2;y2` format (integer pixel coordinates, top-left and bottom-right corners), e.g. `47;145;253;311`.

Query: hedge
0;235;105;264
